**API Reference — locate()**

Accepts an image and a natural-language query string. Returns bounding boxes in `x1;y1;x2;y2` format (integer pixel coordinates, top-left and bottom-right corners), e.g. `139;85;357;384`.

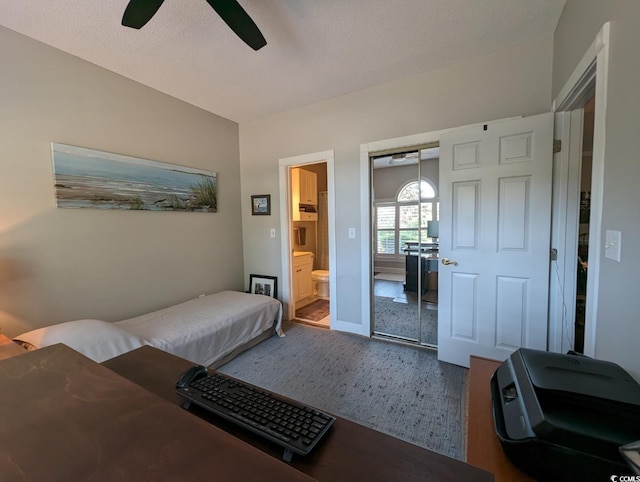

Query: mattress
115;290;283;367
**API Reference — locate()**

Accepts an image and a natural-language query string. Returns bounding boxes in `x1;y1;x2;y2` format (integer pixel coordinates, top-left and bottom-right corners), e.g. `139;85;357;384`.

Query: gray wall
0;27;244;336
553;1;640;378
373;160;439;201
239;37;553;331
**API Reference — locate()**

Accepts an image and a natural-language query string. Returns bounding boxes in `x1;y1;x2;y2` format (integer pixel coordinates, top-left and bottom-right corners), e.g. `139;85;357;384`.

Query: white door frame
550;22;610;357
279;150;336;325
549;109;583;353
360;133;439;336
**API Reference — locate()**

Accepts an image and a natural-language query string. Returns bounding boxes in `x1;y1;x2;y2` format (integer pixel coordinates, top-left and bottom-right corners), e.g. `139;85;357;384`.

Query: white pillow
13;319;149;363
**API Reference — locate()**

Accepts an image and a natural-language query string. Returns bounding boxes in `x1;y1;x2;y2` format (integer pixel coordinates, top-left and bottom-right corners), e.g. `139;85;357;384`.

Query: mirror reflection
371;146;440;347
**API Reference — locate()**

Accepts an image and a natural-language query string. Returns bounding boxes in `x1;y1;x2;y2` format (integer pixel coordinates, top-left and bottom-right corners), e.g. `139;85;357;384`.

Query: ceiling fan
121;0;267;51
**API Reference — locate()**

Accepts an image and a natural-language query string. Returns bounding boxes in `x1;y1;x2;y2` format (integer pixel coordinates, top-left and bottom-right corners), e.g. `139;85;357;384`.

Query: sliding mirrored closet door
371;145;439;347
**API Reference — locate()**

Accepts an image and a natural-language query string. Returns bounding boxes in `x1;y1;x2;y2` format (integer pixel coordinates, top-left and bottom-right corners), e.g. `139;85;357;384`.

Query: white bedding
13;319;149;363
14;291;283;366
115;290;283;367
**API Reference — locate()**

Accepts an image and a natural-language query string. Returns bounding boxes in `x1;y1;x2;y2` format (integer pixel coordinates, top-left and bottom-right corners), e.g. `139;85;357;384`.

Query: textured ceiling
0;0;566;122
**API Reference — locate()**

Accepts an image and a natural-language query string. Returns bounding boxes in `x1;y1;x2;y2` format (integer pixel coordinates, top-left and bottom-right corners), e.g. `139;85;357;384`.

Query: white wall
0;27;244;336
240;37;553;330
553;1;640;379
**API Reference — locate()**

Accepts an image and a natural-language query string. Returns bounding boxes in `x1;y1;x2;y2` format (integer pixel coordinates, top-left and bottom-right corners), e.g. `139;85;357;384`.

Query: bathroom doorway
290;162;330;328
278;150;336;330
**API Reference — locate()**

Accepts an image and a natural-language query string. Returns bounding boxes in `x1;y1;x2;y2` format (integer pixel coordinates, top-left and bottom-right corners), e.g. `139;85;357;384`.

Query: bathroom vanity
292;251;314;302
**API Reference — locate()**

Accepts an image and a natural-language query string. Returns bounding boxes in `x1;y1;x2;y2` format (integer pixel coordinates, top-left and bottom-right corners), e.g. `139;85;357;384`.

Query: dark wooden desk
467;355;534;482
104;346;494;482
0;344;312;481
404;253;438;294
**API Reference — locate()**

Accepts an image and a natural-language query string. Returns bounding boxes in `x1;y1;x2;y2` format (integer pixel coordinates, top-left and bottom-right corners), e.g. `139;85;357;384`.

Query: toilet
311;270;330;298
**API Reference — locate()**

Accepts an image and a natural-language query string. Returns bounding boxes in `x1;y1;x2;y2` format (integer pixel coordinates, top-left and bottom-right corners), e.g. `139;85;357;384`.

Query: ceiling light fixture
389;155;407;165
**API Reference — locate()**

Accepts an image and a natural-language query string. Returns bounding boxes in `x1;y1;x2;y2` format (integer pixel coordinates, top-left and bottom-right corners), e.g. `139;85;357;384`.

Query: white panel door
438;113;553;367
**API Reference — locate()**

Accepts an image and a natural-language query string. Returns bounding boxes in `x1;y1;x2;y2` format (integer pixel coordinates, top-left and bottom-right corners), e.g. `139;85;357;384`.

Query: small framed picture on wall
251;194;270;215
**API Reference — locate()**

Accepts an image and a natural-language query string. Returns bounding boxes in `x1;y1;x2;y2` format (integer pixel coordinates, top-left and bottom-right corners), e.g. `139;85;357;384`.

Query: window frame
374;178;439;259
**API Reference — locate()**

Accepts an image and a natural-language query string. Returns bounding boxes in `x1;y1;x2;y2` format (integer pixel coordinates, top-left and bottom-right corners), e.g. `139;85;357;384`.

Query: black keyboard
177;372;335;462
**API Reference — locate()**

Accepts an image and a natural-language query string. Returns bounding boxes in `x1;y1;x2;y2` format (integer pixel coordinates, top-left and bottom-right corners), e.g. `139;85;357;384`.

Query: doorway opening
278;149;336;332
290;162;330;328
370;144;440;348
575;96;595;353
550;22;609;357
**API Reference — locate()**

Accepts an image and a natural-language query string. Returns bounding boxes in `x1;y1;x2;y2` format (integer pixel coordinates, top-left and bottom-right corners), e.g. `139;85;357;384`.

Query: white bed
13;291;283;367
115;290;283;367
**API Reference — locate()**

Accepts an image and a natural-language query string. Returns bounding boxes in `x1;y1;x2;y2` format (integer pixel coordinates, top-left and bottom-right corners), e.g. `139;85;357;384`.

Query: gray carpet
374;296;438;345
218;320;468;460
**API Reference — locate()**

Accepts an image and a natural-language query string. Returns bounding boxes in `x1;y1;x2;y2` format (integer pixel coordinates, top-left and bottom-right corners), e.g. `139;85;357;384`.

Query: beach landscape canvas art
51;143;217;212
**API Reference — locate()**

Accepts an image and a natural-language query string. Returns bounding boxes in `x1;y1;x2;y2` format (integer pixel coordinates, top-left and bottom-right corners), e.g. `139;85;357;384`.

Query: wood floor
374;279;438;307
291;279;438;332
374;279;406;298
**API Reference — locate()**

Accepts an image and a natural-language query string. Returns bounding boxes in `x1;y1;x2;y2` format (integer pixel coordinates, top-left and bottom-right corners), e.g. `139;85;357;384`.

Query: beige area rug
295;299;329;321
374;272;405;282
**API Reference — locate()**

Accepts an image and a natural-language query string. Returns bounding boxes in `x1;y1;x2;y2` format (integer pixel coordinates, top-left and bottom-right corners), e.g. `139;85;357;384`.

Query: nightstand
0;333;27;360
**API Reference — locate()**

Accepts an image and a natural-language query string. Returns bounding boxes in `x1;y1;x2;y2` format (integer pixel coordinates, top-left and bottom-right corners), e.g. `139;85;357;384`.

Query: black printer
491;348;640;481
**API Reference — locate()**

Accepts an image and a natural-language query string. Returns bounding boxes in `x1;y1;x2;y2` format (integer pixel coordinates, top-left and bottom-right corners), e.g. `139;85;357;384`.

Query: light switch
270;228;276;238
604;229;621;262
348;227;356;239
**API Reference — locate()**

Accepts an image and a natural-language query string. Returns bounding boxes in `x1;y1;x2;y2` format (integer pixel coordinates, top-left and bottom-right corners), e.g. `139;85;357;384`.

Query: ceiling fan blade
205;0;267;51
122;0;165;29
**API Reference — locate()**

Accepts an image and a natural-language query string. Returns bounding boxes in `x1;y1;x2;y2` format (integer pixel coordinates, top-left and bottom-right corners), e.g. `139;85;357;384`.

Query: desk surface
467;355;534;482
104;346;493;482
0;344;312;482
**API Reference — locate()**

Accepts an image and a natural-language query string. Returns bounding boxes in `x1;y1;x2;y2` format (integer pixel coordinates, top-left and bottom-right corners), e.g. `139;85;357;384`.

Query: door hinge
550;248;558;261
553;139;562;153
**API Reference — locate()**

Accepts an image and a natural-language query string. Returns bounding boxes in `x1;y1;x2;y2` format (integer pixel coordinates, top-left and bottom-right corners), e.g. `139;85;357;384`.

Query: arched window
375;179;439;255
398;180;436;201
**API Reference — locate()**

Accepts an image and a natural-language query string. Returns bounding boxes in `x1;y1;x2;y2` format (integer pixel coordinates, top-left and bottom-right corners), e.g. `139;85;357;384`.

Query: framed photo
249;274;278;299
251;194;271;215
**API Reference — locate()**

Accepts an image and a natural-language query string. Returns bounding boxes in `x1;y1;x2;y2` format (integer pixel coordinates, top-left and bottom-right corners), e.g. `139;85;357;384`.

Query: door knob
441;258;458;266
